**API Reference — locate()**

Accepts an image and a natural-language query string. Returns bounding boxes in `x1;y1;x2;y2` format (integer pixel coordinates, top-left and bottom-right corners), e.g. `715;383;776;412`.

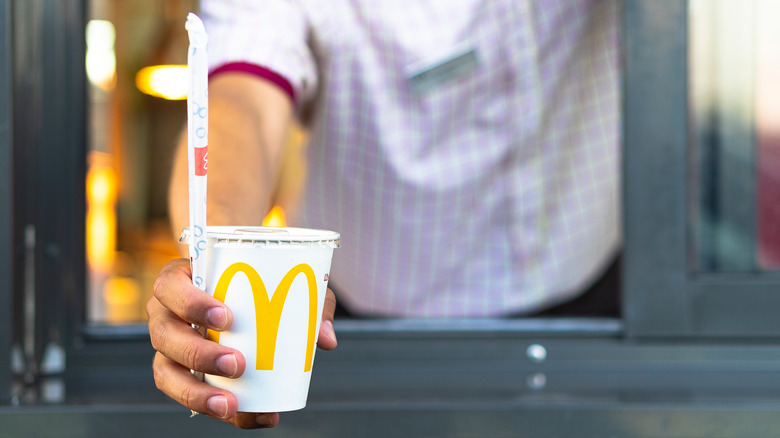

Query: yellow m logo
208;262;319;372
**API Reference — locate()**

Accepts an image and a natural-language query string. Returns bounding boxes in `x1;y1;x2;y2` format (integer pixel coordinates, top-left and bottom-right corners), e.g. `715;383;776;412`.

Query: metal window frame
623;0;780;337
8;0;87;399
6;1;780;437
0;0;12;406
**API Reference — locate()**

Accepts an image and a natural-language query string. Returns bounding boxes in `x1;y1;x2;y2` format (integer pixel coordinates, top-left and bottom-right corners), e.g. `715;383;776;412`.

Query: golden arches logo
208;262;318;372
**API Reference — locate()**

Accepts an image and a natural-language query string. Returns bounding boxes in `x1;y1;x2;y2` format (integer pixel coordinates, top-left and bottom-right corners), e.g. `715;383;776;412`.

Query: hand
147;258;339;429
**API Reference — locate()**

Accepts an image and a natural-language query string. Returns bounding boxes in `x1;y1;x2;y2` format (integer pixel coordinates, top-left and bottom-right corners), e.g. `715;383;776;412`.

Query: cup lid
180;226;340;248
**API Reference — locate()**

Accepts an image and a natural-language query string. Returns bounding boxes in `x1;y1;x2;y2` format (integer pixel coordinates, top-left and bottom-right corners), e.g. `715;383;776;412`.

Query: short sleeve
201;0;318;109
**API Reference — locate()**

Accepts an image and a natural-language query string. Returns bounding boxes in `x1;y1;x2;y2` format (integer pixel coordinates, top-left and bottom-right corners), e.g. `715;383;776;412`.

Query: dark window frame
0;0;13;406
623;0;780;338
7;0;88;403
6;1;780;437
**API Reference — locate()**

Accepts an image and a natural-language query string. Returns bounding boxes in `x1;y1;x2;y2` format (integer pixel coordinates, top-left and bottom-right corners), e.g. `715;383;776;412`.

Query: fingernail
322;320;336;343
207;395;228;418
216;354;238;377
206;307;228;330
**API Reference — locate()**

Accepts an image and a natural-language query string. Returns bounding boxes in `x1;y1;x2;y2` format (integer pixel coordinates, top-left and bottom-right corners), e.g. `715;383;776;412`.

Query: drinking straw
185;14;208;410
186;13;208;294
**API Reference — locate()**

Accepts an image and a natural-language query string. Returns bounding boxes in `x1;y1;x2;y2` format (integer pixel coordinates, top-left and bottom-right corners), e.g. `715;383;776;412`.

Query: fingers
153;352;237;418
150;257;328;429
230;412;280;429
153;258;232;331
317;288;338;351
148;297;246;377
153;352;278;429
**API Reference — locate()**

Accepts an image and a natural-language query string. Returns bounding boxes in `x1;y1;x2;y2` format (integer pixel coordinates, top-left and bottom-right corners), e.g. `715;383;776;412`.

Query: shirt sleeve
200;0;318;109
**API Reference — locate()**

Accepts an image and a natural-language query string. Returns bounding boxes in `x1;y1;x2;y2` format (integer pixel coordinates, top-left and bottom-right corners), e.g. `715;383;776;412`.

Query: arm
148;74;338;429
169;72;292;238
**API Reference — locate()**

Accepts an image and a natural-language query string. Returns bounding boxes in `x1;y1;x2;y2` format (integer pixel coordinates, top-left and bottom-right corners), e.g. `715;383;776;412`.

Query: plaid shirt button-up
203;0;621;317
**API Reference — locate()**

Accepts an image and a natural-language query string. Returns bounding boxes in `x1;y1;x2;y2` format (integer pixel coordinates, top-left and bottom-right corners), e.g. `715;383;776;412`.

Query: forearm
169;73;294;246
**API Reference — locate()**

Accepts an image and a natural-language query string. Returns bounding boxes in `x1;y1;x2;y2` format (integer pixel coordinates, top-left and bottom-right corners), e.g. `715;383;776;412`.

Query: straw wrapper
186;13;208;416
186;13;208;294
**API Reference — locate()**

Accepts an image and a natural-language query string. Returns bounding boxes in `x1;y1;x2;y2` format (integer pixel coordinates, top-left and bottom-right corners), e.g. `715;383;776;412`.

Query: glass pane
689;0;780;272
85;0;195;323
85;0;306;323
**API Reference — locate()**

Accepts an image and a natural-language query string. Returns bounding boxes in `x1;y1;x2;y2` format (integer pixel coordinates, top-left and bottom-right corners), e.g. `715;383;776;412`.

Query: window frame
6;0;780;436
623;0;780;338
7;0;88;402
0;0;12;406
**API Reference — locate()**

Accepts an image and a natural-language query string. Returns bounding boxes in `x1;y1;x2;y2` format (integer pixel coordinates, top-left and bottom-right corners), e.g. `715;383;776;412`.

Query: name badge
406;43;479;93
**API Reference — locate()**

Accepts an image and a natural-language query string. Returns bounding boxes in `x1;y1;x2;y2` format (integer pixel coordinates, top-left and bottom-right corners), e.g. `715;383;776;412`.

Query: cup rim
180;226;340;246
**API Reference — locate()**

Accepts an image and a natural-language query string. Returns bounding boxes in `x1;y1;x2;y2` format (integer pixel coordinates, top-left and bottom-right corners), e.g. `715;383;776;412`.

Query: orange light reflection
262;206;287;227
86;154;118;271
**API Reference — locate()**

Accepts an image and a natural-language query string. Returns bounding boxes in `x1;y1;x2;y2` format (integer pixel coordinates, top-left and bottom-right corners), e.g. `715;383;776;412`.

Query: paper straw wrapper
186;12;208;293
185;12;209;402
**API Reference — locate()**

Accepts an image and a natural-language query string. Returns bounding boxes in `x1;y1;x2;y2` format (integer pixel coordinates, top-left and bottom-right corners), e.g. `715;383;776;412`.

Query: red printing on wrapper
194;146;208;176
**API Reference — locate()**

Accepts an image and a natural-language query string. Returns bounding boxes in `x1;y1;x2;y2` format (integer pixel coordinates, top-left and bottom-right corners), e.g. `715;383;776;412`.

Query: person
147;0;621;429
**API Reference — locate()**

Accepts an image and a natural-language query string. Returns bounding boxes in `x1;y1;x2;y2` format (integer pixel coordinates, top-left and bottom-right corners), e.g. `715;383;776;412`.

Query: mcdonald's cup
181;226;340;412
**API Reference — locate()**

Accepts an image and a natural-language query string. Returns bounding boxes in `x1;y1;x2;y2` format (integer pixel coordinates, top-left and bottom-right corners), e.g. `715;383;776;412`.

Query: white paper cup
181;226;340;412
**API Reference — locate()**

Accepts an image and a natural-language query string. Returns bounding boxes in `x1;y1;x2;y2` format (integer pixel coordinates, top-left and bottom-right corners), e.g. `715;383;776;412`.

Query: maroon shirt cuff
209;62;296;104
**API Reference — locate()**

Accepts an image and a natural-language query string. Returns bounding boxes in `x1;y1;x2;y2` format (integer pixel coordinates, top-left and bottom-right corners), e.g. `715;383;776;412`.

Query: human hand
147;258;338;429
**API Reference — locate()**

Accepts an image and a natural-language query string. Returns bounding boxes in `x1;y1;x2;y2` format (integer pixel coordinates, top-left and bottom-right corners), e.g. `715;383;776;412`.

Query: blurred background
689;0;780;272
84;0;305;324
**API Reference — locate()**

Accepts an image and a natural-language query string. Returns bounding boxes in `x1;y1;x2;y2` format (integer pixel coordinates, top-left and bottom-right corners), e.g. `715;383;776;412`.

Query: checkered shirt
201;0;621;317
